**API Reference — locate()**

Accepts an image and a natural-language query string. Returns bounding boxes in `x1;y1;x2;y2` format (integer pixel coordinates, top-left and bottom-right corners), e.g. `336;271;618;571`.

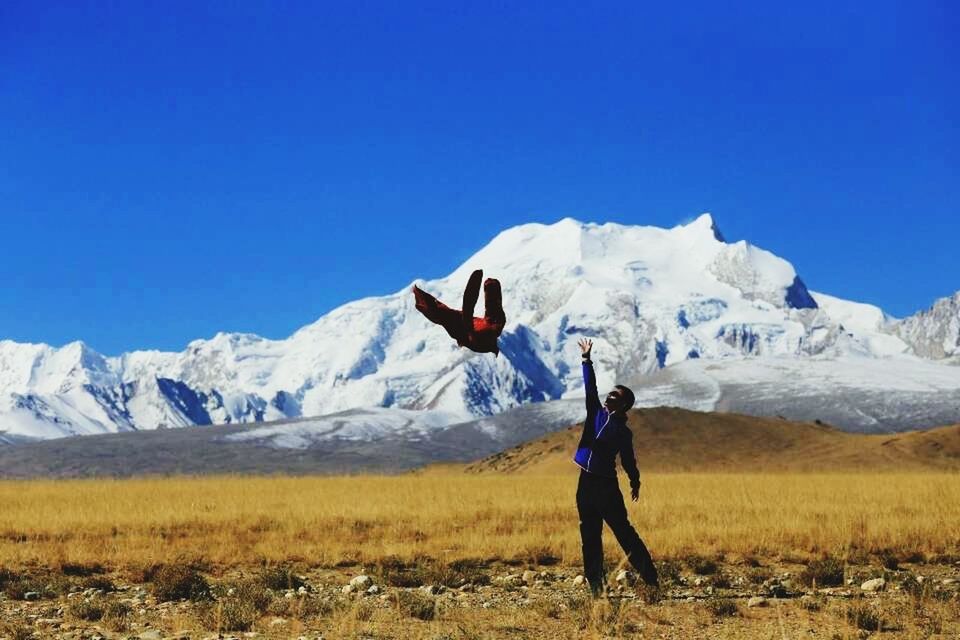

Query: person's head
603;384;635;414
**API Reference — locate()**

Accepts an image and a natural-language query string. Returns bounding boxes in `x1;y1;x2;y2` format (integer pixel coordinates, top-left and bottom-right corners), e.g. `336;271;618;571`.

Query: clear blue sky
1;1;957;355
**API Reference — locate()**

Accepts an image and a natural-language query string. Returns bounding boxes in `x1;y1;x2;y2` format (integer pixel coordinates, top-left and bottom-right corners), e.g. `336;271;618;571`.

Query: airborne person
411;269;506;356
574;338;658;597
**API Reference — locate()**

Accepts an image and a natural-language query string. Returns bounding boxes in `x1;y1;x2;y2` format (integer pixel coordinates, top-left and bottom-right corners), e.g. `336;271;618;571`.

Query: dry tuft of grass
0;622;33;640
706;597;739;618
202;579;272;632
257;563;305;591
685;553;719;575
66;597;104;621
846;602;883;631
388;589;436;620
799;556;845;587
150;563;210;602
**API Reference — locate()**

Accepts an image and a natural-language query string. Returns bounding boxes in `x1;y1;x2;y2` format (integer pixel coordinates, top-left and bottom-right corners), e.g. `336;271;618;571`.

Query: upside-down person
411;269;506;356
574;338;659;597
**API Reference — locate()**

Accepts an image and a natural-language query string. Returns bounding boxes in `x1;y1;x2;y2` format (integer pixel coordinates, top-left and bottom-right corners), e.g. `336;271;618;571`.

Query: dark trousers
576;470;658;592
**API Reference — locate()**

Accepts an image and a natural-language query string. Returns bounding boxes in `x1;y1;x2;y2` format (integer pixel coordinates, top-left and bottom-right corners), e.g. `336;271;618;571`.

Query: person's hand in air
631;484;640;502
578;338;593;359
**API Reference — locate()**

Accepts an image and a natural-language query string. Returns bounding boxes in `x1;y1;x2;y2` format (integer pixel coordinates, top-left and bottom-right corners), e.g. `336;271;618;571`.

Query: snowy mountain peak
677;212;725;242
1;214;957;443
895;290;960;360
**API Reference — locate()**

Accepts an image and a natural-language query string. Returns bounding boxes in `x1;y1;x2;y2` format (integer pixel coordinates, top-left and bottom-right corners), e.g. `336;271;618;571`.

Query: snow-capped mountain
1;213;958;441
894;291;960;361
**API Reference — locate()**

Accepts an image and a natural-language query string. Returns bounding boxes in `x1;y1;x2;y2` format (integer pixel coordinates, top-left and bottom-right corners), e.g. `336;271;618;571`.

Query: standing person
574;338;658;597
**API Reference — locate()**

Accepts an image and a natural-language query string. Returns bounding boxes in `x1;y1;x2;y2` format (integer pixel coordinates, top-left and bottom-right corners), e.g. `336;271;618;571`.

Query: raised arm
579;338;601;411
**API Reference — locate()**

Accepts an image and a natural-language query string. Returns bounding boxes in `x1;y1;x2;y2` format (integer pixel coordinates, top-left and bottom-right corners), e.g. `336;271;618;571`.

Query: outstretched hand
578;338;593;359
631;485;640;502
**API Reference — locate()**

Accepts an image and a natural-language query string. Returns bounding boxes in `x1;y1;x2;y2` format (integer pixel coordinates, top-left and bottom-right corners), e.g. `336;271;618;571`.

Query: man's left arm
620;428;641;502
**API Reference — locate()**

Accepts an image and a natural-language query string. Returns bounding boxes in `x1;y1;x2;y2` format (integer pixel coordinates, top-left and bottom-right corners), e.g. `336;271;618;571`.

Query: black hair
615;384;635;411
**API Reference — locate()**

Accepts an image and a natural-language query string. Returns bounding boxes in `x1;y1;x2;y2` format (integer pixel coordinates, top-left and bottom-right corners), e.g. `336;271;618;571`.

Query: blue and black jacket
573;359;641;491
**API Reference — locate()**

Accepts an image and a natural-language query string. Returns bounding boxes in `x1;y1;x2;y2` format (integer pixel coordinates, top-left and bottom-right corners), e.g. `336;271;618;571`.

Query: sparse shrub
877;549;899;570
901;550;925;564
45;574;75;596
103;600;132;631
515;545;561;566
800;596;824;612
930;553;959;565
67;598;104;621
60;562;105;577
0;567;12;589
3;576;51;600
258;564;305;591
706;598;738;618
748;568;774;585
447;558;491;585
799;557;845;587
742;555;762;568
374;555;488;588
352;600;375;621
711;573;731;589
846;603;882;631
686;554;718;575
267;594;335;619
80;575;115;592
375;555;421;587
151;564;210;602
390;589;436;620
531;598;562;619
654;559;682;586
636;583;662;604
0;622;33;640
205;580;272;632
901;574;927;598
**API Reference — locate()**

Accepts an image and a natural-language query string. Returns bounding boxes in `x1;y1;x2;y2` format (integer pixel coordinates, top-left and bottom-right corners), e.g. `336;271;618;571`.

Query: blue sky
1;1;957;355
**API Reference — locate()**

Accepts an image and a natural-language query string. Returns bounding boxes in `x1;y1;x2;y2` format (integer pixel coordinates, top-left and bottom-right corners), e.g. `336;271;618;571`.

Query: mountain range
1;213;958;445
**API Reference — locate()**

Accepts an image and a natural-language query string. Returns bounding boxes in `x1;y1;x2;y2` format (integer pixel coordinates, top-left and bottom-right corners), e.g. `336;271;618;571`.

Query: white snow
1;213;958;441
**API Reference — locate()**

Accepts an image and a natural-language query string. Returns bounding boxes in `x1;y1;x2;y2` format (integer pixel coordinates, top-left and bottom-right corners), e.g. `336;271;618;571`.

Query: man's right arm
582;358;601;411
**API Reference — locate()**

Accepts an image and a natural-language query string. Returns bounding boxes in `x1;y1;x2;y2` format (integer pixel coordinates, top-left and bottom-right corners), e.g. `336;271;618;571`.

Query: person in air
411;269;505;356
574;337;658;597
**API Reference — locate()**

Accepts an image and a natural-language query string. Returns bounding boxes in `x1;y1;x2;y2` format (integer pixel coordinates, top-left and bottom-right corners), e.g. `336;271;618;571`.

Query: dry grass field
1;470;959;639
1;411;959;638
1;472;959;569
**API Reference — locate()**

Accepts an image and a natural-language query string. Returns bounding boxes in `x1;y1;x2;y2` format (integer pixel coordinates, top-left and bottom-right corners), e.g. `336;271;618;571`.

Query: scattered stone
522;570;537;585
747;596;767;607
861;578;886;592
615;570;633;584
420;585;441;595
942;578;957;585
24;591;41;601
270;618;286;626
284;591;295;599
341;585;354;594
138;631;163;640
572;575;585;586
349;575;372;589
366;585;380;595
298;586;308;594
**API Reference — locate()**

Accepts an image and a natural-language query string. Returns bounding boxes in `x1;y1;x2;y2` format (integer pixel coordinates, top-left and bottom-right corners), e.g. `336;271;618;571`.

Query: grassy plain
1;471;959;638
1;471;958;569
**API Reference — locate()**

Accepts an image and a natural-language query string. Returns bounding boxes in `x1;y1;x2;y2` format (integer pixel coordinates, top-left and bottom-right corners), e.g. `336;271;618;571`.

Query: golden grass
1;471;958;570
